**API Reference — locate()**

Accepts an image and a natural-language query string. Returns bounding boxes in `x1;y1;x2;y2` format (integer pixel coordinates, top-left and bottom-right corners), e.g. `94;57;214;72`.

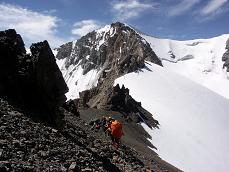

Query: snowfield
57;58;102;100
142;34;229;99
115;62;229;172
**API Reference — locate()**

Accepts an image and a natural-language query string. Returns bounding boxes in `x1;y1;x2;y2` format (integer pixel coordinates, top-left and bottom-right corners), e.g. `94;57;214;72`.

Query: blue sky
0;0;228;47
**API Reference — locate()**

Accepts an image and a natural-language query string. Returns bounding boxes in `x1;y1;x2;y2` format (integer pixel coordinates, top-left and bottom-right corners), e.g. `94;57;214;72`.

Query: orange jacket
109;120;124;139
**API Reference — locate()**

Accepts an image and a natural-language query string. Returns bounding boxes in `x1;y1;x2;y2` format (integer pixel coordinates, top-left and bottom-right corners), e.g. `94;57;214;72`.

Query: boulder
0;29;68;123
30;41;68;109
63;99;80;116
0;29;26;98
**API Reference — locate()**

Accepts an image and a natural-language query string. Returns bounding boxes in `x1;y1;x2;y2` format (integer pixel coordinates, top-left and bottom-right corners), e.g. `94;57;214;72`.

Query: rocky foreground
0;97;182;172
0;98;147;171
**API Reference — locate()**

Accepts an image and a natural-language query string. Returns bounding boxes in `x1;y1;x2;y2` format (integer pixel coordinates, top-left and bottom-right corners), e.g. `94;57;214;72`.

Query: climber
105;117;114;133
89;116;108;131
107;119;124;149
89;117;102;131
107;117;113;123
101;116;108;132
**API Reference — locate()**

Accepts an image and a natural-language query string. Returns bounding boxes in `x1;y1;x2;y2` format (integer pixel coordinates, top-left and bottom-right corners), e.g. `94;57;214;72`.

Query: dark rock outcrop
55;42;72;60
222;38;229;72
0;29;26;99
0;29;68;123
30;41;68;110
226;38;229;49
63;99;80;116
77;84;159;129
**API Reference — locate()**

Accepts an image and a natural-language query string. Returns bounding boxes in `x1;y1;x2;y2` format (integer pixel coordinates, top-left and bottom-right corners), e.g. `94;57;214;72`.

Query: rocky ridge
222;38;229;71
56;22;161;75
76;84;159;128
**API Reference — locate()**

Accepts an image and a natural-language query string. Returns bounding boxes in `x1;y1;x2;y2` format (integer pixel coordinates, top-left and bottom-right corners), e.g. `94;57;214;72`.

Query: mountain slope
142;34;229;99
55;22;229;172
115;62;229;172
0;29;167;172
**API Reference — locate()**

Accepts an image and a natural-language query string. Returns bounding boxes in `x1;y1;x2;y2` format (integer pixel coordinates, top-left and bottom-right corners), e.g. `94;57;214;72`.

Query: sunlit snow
115;62;229;172
143;34;229;99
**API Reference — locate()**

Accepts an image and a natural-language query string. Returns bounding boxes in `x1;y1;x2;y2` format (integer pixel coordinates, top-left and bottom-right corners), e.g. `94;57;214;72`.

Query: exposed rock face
226;39;229;49
55;42;72;61
57;22;162;75
0;29;26;99
78;89;98;107
0;29;68;123
63;99;80;116
30;41;68;110
222;38;229;72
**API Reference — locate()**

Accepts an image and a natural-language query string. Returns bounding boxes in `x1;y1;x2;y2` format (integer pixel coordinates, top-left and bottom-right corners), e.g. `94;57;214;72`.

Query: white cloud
71;20;102;37
0;3;65;48
111;0;156;21
201;0;227;15
168;0;201;16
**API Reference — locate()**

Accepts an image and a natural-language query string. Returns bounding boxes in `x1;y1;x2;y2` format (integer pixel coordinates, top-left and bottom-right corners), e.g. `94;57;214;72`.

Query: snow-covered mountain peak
55;22;161;99
93;22;150;51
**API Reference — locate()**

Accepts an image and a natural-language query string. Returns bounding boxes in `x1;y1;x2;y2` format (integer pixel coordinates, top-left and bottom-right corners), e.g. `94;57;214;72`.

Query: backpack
110;120;123;139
